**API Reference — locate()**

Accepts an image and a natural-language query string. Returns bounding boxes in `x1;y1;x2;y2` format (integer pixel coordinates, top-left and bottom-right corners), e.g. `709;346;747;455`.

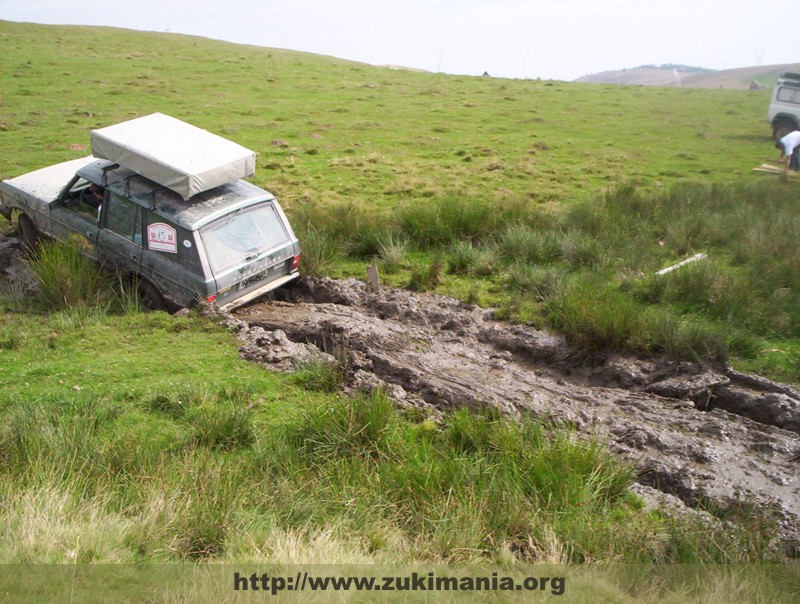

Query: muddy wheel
17;214;40;255
138;279;167;311
773;121;795;142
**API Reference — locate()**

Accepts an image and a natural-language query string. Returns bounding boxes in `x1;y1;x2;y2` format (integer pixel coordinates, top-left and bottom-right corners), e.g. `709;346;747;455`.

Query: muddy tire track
231;277;800;553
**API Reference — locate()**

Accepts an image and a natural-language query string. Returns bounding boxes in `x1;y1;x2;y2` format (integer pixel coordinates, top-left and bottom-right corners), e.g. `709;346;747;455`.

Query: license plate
241;270;267;289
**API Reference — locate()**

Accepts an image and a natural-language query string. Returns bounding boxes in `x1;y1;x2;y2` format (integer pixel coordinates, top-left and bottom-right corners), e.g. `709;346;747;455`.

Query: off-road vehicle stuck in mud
0;113;301;311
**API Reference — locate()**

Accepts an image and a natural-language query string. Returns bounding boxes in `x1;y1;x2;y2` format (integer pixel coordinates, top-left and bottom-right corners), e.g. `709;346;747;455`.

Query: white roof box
90;113;256;200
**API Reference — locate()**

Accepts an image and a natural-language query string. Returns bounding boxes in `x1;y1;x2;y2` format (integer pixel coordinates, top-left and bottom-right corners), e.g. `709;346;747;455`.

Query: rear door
96;191;143;273
199;200;296;304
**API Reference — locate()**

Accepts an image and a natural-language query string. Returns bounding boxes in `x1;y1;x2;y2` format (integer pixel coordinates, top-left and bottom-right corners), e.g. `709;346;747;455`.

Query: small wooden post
367;264;381;292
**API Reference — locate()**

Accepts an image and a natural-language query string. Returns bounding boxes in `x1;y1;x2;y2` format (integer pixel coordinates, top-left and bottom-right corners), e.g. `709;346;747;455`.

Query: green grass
289;179;797;367
0;21;777;209
1;21;799;600
290;355;344;393
0;316;780;566
0;258;785;567
23;236;143;313
2;20;797;377
0;248;793;603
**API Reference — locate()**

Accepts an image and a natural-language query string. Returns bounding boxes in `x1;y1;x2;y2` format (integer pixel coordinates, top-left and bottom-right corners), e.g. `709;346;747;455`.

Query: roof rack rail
100;162;119;187
120;171;165;203
149;185;170;210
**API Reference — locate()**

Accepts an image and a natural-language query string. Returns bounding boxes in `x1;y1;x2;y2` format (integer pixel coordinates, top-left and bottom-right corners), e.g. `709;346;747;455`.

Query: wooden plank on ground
754;163;785;173
655;253;708;276
753;163;800;177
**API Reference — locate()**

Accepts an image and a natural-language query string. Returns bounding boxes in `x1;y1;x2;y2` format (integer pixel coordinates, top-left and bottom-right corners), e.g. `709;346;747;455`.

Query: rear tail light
206;294;217;304
290;254;300;272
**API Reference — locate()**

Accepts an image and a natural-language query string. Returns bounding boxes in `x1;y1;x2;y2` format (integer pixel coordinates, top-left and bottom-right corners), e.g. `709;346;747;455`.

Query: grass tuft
507;263;567;302
296;224;340;277
546;274;645;350
290;389;396;462
407;256;443;291
291;356;344;393
187;403;255;451
376;234;409;274
25;238;110;310
446;240;498;276
498;223;562;265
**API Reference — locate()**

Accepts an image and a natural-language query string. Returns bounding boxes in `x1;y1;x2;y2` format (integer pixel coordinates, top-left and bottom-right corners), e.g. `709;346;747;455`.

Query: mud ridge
232;277;800;553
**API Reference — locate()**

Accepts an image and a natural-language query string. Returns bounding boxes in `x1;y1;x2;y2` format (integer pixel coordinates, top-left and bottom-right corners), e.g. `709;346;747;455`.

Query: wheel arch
772;113;799;126
135;274;187;313
772;115;799;141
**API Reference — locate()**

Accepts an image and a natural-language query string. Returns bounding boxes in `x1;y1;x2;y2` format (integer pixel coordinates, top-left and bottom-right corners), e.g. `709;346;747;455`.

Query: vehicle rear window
200;202;290;273
777;87;800;104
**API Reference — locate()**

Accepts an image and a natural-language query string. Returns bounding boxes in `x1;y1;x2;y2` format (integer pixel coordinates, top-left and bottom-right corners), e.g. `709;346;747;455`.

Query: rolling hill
575;62;800;89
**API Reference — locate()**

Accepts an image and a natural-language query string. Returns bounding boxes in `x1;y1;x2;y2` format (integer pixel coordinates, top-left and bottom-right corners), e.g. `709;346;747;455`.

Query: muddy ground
2;233;799;553
232;277;800;554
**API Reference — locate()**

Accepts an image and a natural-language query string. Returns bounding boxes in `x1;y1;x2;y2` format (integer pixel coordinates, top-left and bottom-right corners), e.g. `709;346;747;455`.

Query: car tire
17;214;40;255
138;279;167;311
773;121;796;142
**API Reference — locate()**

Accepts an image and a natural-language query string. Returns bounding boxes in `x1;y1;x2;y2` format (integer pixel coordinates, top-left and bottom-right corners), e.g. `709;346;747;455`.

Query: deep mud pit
232;277;800;553
2;232;798;553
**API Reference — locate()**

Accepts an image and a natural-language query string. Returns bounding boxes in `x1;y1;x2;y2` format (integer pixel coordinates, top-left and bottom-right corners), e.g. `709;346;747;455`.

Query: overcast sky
2;0;797;80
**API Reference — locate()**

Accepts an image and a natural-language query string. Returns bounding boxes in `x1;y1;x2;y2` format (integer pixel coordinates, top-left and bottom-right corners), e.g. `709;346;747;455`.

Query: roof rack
108;168;172;211
90;113;256;201
100;163;120;187
149;185;170;210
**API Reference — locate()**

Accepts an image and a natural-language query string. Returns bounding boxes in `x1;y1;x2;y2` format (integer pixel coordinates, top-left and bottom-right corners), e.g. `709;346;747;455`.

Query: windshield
200;202;289;273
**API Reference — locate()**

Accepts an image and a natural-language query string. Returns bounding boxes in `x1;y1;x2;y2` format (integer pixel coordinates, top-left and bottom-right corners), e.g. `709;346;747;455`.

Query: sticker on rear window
148;223;177;253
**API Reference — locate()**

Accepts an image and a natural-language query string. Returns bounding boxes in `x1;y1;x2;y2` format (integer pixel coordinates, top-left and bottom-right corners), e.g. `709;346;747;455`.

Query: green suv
0;114;300;311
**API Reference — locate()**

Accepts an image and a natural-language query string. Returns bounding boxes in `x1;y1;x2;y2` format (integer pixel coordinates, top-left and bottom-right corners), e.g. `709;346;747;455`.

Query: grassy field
0;290;793;601
1;20;799;601
3;20;797;378
0;22;776;204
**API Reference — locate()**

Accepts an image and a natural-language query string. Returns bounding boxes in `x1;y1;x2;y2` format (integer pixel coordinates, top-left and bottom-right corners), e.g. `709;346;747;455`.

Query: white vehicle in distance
769;72;800;141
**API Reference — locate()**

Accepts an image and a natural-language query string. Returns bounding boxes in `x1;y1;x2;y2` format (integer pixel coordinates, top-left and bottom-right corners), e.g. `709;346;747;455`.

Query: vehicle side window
105;192;142;245
777;87;800;105
63;179;103;224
